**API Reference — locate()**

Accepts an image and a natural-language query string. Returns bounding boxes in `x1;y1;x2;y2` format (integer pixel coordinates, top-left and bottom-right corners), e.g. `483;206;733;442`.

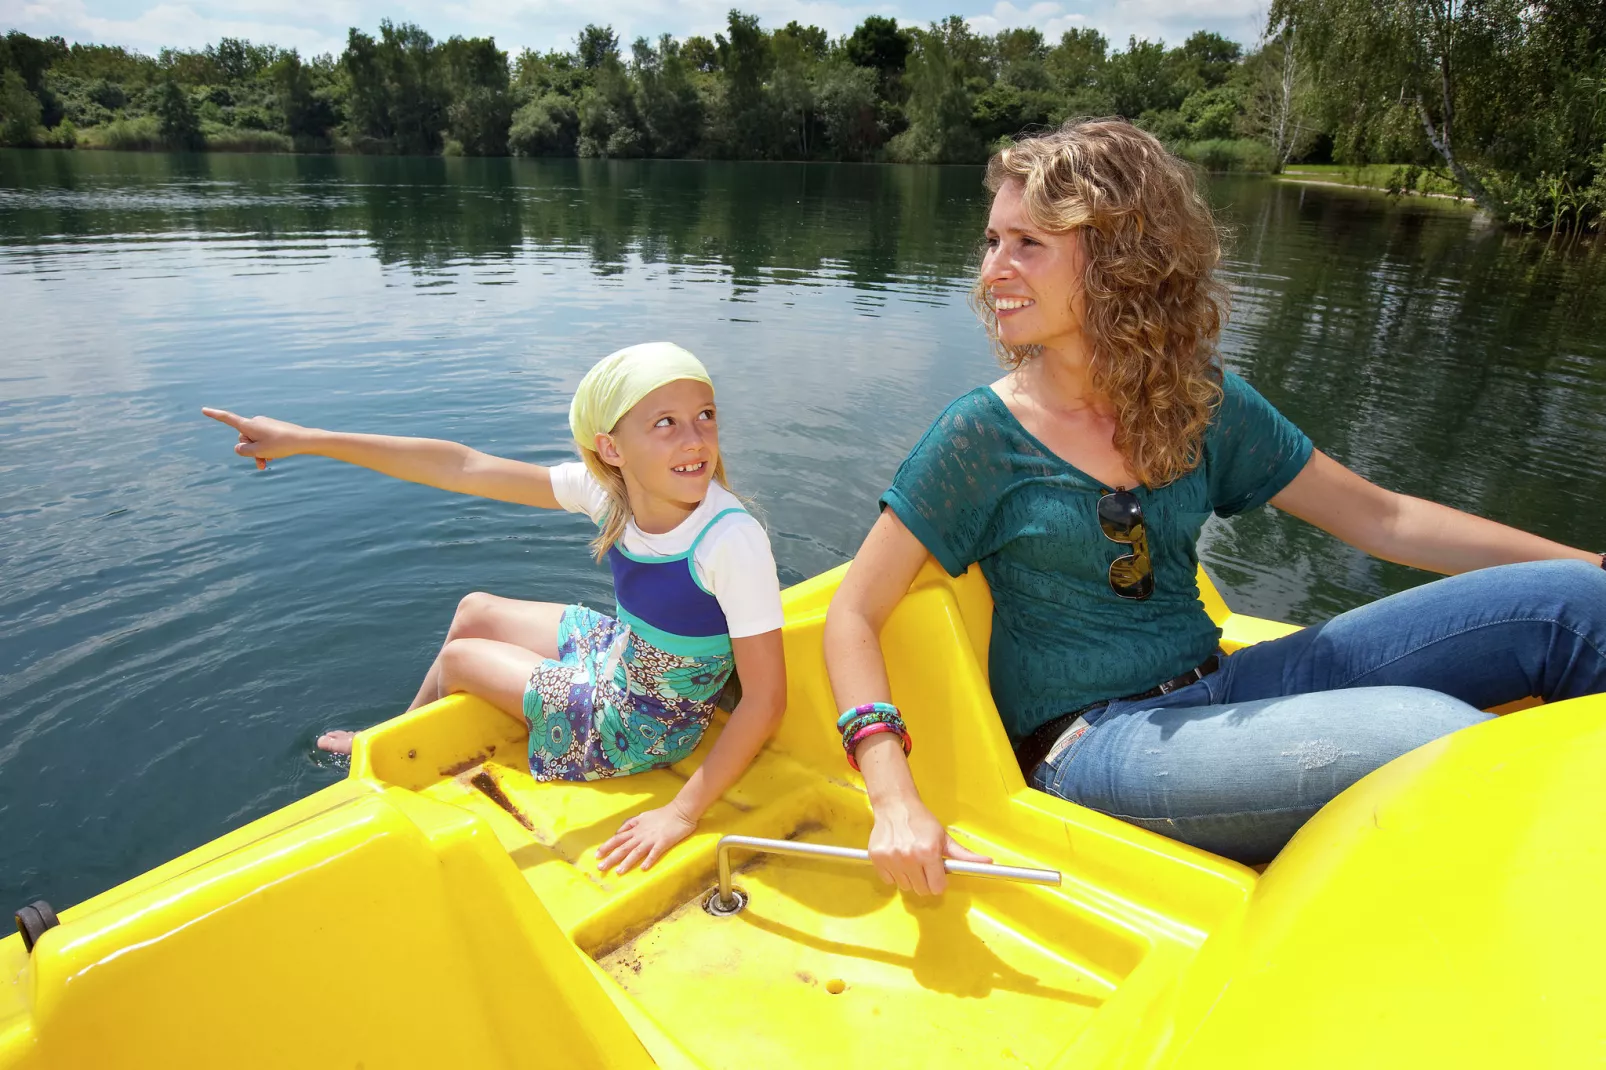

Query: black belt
1013;655;1220;778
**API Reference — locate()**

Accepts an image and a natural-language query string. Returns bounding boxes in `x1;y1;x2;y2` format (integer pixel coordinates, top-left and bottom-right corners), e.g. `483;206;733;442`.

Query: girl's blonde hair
580;446;735;562
973;118;1227;487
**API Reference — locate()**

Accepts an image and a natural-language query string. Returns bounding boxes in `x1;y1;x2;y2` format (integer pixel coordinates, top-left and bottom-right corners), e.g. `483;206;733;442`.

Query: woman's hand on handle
202;408;311;469
866;786;992;895
826;509;990;895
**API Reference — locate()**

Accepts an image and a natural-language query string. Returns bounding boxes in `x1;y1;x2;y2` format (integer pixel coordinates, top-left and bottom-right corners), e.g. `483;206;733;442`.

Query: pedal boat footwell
3;563;1602;1069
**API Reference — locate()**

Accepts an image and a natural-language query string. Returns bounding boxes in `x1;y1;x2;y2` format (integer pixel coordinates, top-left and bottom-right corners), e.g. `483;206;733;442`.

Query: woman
822;119;1606;889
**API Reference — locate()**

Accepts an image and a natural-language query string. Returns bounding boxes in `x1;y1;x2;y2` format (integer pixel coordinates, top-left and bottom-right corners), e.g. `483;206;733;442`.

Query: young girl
204;342;787;875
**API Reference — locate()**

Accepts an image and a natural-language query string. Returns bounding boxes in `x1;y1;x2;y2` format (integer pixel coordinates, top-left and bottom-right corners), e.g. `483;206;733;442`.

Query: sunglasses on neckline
1097;487;1154;601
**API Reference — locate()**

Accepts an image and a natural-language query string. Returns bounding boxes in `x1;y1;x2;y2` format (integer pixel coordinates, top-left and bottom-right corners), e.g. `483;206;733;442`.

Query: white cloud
960;0;1263;47
1;0;353;55
965;2;1088;41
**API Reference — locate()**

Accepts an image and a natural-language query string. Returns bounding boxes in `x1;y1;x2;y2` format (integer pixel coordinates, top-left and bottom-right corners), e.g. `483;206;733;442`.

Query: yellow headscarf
568;342;714;450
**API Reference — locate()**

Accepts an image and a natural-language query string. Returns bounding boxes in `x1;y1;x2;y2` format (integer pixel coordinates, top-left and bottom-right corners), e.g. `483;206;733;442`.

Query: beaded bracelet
837;702;902;731
838;701;913;771
849;722;900;748
838;703;905;746
845;723;913;772
839;709;904;742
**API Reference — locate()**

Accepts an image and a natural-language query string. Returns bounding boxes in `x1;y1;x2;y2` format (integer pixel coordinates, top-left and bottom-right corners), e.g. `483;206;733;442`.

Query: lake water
3;149;1604;911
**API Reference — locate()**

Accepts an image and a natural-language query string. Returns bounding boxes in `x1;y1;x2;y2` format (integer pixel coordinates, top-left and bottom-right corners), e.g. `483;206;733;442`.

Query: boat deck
329;561;1265;1068
10;562;1600;1069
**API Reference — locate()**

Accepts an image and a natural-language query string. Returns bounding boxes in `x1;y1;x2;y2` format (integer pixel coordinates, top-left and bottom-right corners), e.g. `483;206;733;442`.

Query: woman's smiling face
980;179;1086;352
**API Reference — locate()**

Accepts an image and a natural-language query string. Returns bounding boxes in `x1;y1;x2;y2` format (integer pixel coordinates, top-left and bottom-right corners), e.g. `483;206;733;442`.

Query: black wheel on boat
15;900;58;952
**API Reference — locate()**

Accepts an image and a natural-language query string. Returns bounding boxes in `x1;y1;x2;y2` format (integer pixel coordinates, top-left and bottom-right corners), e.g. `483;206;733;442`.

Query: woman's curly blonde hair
974;118;1227;487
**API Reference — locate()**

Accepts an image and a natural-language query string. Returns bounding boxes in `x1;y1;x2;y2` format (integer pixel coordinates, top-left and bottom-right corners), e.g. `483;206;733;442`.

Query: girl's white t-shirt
548;462;784;639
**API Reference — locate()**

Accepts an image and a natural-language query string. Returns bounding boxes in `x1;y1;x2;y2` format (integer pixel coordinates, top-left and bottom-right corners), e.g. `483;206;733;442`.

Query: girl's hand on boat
202;408;312;469
597;803;698;876
868;799;992;896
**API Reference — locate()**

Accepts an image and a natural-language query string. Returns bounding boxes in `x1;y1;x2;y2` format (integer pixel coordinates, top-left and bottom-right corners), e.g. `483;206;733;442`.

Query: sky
0;0;1270;60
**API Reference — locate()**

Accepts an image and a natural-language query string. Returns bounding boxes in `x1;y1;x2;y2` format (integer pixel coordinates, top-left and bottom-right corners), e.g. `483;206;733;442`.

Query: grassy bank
1174;138;1279;173
1279;163;1469;201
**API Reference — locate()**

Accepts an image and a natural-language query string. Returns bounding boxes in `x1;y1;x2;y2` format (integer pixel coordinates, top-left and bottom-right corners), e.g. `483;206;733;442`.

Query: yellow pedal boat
4;564;1604;1069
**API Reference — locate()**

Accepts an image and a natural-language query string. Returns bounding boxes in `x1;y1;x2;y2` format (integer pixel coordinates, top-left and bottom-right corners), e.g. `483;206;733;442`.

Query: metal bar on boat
713;834;1061;912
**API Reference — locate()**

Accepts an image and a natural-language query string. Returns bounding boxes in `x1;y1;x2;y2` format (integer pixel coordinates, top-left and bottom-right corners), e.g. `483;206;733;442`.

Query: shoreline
1276;172;1473;205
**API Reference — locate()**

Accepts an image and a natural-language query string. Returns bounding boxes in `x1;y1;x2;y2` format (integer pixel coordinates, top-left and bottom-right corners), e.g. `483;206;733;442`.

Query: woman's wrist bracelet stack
837;702;912;772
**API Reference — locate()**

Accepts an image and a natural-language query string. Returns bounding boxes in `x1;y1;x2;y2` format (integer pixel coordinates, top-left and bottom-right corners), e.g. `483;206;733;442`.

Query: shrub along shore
2;5;1601;230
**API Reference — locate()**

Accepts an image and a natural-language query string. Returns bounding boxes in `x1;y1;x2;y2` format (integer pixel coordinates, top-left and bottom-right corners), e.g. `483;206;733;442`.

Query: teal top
881;370;1313;743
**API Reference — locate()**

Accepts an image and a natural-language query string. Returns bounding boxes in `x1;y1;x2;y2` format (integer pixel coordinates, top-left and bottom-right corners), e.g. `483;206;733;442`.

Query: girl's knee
437;637;477;690
449;591;497;636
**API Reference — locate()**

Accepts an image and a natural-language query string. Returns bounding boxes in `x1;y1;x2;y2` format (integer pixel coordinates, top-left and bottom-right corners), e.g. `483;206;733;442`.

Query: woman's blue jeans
1029;560;1606;865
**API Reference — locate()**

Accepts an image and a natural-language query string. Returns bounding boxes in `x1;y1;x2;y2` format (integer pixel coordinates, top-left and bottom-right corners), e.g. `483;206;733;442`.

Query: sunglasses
1097;488;1154;601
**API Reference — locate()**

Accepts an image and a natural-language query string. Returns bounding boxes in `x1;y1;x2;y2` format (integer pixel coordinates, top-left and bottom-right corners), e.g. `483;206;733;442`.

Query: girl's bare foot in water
317;730;356;755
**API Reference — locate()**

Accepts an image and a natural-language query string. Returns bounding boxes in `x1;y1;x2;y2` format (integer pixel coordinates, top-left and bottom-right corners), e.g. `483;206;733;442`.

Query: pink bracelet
846;722;912;771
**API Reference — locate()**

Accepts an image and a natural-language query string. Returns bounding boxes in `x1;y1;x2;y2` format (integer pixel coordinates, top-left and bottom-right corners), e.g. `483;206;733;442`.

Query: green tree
514;48;585;97
577;45;643;157
1269;0;1606;222
577;25;620;70
508;92;578;155
153;78;202;148
770;28;815;157
845;15;909;75
1103;38;1185;119
0;68;42;145
1170;30;1242;93
270;52;337;140
892;17;985;163
1;31;69;126
440;36;512;155
715;10;773;156
206;38;280;82
973;28;1056;142
814;62;881;159
683;36;720;72
1177;85;1243;141
777;22;829;60
342;21;448;155
1046;29;1111;115
632;35;703;157
1237;25;1317;168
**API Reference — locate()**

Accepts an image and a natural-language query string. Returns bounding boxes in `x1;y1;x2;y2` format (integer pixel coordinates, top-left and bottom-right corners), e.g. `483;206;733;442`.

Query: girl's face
597;378;719;509
980;180;1086;352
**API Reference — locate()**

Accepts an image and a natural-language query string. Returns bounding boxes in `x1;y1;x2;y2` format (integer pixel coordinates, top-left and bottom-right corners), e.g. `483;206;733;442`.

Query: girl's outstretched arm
596;629;787;875
201;408;561;509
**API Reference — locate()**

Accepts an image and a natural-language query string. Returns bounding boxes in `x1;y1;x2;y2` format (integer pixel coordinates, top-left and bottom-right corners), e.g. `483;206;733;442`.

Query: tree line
1;3;1602;229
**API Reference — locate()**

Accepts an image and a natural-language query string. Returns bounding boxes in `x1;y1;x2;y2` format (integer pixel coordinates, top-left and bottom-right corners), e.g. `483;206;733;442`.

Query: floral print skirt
522;604;734;782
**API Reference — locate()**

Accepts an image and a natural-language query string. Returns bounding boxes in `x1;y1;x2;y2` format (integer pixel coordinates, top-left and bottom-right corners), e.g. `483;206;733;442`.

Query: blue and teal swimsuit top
607;506;744;665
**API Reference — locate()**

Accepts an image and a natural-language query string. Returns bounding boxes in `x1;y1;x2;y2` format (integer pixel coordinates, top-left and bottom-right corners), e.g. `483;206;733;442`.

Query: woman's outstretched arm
201;408;562;509
824;510;991;896
1270;450;1597;574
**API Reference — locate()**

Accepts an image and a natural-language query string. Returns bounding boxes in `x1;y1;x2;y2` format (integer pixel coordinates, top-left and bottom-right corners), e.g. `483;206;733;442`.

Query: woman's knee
1344;686;1491;758
1474;558;1606;618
